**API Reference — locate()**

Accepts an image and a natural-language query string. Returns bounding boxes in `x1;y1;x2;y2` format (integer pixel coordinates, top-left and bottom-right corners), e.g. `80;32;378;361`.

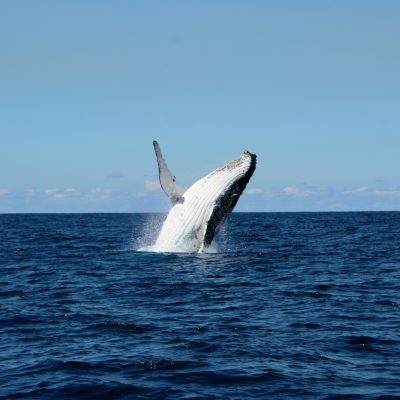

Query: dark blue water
1;212;400;399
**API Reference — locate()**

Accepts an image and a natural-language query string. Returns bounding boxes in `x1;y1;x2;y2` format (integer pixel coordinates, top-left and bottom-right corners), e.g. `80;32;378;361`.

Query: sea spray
135;213;166;251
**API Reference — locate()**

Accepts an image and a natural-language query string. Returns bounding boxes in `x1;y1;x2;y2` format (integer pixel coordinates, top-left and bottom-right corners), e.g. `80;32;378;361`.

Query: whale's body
152;141;256;253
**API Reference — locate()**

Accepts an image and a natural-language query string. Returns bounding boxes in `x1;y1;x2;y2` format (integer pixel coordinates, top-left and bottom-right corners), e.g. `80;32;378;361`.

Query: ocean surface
1;212;400;399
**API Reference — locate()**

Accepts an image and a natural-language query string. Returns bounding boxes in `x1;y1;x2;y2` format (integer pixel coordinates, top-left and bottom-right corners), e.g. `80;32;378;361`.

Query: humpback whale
152;140;256;253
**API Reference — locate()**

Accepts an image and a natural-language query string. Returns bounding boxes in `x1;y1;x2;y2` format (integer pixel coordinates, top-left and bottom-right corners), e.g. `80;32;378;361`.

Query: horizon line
1;210;400;215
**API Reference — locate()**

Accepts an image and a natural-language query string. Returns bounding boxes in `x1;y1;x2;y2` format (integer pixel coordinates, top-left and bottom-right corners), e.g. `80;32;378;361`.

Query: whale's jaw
153;151;256;253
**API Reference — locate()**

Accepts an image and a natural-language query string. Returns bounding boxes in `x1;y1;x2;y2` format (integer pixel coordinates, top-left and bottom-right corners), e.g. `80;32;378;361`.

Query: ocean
1;212;400;399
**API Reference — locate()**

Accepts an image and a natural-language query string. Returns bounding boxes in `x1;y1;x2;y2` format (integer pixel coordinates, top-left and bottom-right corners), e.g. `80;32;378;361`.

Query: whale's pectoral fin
153;140;184;206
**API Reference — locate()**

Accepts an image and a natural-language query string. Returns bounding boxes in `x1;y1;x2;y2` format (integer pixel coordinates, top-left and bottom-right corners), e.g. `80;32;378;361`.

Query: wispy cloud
43;187;116;201
2;183;400;213
88;188;112;200
373;189;400;197
342;186;369;195
245;187;263;195
145;180;161;192
282;185;313;197
44;188;80;200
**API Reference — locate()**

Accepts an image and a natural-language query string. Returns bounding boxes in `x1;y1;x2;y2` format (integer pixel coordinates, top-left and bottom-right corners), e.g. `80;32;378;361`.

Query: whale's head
201;150;257;248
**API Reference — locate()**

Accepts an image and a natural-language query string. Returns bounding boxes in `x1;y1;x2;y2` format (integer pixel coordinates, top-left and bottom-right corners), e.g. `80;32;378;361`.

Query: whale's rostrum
152;140;256;253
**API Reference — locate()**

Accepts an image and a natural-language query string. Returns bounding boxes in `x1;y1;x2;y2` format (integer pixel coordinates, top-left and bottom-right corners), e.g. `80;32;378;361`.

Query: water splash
137;216;230;254
135;213;166;251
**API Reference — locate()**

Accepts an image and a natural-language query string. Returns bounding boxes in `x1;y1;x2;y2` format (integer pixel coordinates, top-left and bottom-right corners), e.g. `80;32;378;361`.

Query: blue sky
1;1;399;212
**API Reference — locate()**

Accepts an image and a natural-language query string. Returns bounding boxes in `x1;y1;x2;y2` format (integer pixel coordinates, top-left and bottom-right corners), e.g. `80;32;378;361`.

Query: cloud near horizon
282;185;313;197
0;184;399;213
342;187;369;195
373;189;400;197
0;188;10;196
245;188;263;195
145;180;161;192
45;188;80;200
88;188;113;200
